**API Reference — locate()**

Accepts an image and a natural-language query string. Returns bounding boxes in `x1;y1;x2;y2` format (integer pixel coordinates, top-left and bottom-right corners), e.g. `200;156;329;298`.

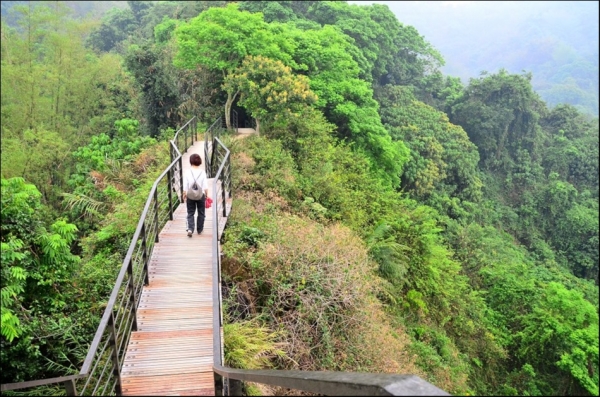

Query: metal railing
204;111;237;178
213;367;450;396
221;109;239;131
204;115;224;178
1;117;199;396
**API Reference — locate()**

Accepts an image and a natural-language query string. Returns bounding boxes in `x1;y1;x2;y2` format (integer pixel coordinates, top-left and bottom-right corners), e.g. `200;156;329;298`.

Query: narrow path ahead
121;140;216;396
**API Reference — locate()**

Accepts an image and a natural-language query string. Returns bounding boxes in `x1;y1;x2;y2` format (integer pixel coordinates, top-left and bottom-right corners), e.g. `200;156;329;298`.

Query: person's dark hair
190;154;202;166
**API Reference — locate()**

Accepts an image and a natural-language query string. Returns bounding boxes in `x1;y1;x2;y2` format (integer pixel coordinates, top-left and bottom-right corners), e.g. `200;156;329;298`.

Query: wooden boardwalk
121;140;217;396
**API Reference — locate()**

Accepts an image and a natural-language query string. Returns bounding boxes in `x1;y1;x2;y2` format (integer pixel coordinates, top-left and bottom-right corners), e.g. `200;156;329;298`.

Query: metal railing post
187;122;190;147
221;174;227;218
141;224;150;286
192;117;195;142
179;157;184;203
153;188;160;243
204;123;209;175
167;168;173;220
211;147;217;178
229;379;243;396
107;312;122;396
227;157;232;198
214;373;224;396
64;379;77;396
205;144;210;176
185;122;188;149
127;258;138;332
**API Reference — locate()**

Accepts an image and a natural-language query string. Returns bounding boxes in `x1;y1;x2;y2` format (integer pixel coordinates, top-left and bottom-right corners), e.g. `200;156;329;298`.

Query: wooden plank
122;372;214;394
128;338;212;347
123;364;214;374
137;307;212;317
130;329;211;339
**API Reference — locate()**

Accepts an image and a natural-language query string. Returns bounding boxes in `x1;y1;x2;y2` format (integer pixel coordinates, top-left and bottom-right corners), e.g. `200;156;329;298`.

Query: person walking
182;153;209;237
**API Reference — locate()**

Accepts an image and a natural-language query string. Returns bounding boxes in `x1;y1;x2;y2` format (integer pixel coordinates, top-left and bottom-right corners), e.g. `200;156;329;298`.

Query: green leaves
224;55;317;134
1;307;22;343
86;7;137;53
1;238;29;342
516;282;599;395
376;85;482;211
287;24;408;186
174;3;294;73
450;69;547;173
154;17;179;45
1;176;80;350
366;222;410;283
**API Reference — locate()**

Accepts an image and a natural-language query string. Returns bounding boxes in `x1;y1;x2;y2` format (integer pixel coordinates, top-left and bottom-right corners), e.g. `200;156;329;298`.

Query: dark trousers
186;195;206;233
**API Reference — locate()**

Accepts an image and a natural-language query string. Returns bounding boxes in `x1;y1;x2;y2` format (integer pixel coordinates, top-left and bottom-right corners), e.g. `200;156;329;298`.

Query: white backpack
187;170;204;200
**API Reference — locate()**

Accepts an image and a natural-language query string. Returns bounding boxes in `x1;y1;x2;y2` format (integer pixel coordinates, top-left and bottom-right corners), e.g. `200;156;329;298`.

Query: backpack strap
190;169;200;184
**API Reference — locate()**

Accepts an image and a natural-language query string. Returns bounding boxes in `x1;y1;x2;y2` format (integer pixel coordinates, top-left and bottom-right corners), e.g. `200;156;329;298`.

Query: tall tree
450;70;547;173
86;7;137;53
223;55;317;135
376;85;482;214
1;2;137;204
174;3;296;128
283;23;409;187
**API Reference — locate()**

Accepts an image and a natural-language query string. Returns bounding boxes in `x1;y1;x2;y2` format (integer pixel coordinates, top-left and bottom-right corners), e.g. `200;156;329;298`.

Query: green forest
1;1;598;396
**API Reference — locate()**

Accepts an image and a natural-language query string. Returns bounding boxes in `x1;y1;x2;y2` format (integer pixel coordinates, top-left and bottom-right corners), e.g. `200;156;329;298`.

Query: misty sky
349;1;599;81
347;1;599;114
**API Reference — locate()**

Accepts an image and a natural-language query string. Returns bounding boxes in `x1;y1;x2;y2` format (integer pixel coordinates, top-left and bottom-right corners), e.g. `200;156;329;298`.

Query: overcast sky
348;1;599;81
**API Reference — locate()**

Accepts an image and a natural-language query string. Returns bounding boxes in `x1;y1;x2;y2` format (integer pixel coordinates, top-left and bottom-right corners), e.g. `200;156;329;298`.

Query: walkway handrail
1;116;199;396
205;111;237;178
212;366;450;396
0;375;83;394
204;115;223;178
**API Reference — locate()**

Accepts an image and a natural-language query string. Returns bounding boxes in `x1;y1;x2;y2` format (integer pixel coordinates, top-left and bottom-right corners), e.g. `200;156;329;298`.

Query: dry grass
222;190;431;394
132;147;159;173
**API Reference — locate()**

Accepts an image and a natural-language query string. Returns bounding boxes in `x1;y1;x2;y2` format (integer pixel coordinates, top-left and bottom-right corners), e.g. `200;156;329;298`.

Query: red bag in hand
205;197;213;208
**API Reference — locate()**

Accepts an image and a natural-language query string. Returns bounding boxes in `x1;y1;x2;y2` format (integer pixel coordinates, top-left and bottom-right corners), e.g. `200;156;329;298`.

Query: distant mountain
352;1;599;116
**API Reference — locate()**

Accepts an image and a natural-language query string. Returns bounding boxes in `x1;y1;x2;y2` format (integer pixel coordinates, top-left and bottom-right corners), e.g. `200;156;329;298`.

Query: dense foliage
1;2;598;396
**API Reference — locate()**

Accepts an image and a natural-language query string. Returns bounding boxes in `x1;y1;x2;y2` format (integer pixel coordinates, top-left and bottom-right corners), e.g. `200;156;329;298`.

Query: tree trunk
28;2;35;130
224;95;231;129
255;117;260;136
55;48;62;131
224;90;239;130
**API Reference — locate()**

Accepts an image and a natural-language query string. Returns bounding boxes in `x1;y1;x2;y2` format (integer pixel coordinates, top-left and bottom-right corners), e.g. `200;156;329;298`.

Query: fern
61;192;105;220
1;239;29;342
1;307;21;342
366;222;410;284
